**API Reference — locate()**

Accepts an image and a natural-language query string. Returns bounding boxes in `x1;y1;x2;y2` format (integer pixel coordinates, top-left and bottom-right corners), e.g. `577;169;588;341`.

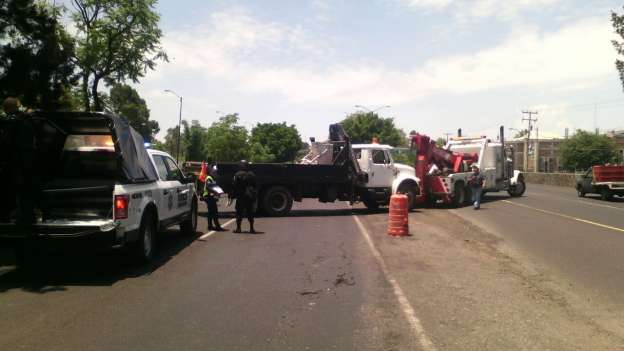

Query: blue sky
132;0;624;141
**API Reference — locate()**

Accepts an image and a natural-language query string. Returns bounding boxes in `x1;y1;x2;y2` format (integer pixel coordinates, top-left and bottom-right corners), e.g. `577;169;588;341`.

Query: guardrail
523;172;577;187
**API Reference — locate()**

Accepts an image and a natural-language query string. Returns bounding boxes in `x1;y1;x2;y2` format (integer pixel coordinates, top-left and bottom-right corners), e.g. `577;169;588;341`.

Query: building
606;130;624;162
508;134;565;173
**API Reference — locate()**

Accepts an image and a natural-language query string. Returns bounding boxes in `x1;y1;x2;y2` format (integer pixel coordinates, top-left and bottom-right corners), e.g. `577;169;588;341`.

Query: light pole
354;104;391;114
164;89;183;163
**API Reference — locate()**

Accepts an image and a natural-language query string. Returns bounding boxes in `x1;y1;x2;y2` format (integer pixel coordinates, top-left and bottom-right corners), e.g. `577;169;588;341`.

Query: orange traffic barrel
388;194;409;236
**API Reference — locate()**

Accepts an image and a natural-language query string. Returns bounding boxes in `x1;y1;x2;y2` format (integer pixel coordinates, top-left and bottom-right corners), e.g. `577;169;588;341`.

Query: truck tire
398;183;419;210
262;186;293;216
180;198;198;235
577;186;585;197
452;182;466;208
601;188;613;201
508;179;526;197
363;197;380;211
130;212;156;263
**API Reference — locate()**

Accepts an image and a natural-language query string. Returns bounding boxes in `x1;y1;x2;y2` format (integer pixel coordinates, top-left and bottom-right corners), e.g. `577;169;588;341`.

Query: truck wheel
180;199;198;235
601;189;613;201
508;179;526;197
130;212;156;263
577;187;585;197
262;186;293;216
398;183;419;210
452;183;466;208
363;198;380;211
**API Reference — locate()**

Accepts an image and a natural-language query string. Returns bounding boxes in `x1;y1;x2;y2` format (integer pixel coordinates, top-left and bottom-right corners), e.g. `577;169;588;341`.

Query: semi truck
411;126;525;206
184;124;420;215
576;165;624;200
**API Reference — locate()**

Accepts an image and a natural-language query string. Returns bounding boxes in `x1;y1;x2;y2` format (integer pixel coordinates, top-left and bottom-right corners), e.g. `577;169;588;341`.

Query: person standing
468;165;486;210
203;164;224;231
231;160;258;234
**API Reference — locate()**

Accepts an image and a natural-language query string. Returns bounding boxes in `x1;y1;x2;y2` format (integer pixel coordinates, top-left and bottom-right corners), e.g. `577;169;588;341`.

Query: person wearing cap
203;164;224;231
231;160;258;233
468;165;486;210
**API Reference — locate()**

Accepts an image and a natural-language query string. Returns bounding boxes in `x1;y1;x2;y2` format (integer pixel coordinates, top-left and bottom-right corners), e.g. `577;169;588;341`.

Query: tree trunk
92;76;102;111
82;73;90;111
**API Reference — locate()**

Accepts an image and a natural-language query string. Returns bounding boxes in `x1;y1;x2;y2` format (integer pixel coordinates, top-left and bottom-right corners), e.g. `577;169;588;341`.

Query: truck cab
352;144;420;209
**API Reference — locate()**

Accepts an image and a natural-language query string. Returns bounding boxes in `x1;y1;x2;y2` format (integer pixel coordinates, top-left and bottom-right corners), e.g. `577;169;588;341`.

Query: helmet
239;160;249;170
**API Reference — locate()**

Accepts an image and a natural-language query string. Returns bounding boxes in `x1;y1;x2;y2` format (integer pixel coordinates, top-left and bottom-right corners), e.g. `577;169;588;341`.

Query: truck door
582;168;593;193
368;149;395;188
163;156;191;216
152;155;177;220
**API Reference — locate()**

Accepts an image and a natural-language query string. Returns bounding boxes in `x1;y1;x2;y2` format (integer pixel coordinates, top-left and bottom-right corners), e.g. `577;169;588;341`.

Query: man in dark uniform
468;165;486;210
231;160;258;233
3;98;38;225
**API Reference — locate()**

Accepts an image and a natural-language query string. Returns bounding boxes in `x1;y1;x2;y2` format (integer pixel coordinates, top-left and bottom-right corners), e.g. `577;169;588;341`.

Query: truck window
372;149;387;164
353;148;362;159
164;157;184;181
153;155;169;180
56;134;118;179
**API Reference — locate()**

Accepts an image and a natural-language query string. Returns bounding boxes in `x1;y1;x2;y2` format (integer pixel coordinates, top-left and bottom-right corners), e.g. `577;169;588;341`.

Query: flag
198;161;208;183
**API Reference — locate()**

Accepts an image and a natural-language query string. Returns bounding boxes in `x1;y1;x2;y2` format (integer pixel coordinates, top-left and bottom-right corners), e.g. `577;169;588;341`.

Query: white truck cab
352;144;420;209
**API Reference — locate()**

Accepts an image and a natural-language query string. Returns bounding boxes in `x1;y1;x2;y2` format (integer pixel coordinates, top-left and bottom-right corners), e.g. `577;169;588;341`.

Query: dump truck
576;165;624;200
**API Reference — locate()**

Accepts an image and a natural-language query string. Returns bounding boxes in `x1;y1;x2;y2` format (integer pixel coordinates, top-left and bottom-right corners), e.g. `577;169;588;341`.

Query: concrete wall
523;172;577;187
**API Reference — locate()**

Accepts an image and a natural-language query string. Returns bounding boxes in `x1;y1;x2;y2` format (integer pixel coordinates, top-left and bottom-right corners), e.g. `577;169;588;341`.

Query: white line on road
502;200;624;233
352;215;437;351
198;219;236;240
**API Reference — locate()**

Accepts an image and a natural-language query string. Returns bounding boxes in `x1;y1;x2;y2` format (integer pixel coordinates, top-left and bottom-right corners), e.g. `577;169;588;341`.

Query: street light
164;89;183;163
354;104;391;114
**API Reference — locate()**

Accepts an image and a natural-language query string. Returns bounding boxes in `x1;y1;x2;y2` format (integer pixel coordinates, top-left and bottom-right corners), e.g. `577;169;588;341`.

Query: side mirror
184;174;196;184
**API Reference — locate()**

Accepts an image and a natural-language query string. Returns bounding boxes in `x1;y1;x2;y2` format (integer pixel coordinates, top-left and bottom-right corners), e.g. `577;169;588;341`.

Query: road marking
352;215;437;351
502;200;624;233
198;219;236;240
528;192;624;211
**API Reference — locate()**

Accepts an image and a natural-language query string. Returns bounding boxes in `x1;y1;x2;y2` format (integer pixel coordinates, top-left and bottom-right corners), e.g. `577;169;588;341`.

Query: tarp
18;111;159;183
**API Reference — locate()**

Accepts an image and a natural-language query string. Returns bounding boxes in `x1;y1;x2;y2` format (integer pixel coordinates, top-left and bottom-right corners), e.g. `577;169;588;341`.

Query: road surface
1;184;624;350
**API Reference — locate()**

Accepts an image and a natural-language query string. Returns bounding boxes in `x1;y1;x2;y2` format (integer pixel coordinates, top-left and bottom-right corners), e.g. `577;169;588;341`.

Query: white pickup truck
0;112;198;266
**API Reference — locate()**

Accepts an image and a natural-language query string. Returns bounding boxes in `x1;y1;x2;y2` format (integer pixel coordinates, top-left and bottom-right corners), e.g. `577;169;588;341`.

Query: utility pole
521;110;538;172
443;132;452;143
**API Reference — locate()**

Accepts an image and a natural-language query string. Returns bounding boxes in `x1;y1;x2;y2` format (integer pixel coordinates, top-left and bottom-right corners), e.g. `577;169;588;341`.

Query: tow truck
411;126;525;206
0;112;198;267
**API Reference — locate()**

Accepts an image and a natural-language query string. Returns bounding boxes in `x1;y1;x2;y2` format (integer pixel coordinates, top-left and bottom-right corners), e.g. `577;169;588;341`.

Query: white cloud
399;0;561;20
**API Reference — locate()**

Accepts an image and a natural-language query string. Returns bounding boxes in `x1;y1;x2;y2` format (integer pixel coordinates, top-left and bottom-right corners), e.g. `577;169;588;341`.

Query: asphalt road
0;201;418;351
452;183;624;335
2;183;624;350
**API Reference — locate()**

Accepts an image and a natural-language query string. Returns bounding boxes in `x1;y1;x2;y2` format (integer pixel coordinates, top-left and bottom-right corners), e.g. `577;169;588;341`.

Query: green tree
71;0;167;111
513;129;529;139
435;137;446;148
249;122;303;163
162;124;185;160
0;0;76;109
341;112;406;146
612;8;624;91
108;84;158;140
558;130;618;171
204;114;249;162
182;120;207;162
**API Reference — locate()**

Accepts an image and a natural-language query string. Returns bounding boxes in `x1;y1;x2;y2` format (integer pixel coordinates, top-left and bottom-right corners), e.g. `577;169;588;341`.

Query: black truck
186;124;368;216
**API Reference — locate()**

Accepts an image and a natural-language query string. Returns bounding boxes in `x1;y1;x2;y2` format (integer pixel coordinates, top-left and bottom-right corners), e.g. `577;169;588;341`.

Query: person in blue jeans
468;165;486;210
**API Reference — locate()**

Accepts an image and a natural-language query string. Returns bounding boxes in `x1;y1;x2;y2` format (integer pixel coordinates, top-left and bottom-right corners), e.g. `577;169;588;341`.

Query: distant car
576;165;624;200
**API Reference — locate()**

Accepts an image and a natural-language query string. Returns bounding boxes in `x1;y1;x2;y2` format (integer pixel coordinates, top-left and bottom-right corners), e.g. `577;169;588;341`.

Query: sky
116;0;624;141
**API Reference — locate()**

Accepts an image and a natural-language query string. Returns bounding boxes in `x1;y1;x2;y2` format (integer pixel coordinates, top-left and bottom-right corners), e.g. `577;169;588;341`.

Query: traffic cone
388;194;409;236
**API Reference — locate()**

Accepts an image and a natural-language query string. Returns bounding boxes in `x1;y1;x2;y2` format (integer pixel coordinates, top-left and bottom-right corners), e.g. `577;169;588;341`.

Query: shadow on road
0;228;200;294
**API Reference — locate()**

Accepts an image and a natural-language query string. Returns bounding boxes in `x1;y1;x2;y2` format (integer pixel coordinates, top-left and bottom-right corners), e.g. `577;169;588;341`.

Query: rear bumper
0;221;127;249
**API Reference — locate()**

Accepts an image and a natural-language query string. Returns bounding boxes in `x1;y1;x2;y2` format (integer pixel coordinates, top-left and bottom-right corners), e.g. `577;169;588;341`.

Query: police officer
203;164;224;231
231;160;258;233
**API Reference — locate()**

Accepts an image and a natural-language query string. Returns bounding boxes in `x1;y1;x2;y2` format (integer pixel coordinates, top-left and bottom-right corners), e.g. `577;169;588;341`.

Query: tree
435;137;446;148
612;8;624;91
108;84;158;140
249;122;303;163
0;0;76;109
162;124;184;160
71;0;167;111
182;120;207;162
558;130;618;171
204;114;249;162
341;112;406;146
513;129;529;139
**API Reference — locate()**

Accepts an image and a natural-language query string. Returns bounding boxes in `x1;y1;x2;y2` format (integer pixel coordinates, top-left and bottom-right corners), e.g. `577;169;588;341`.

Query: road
1;184;624;350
